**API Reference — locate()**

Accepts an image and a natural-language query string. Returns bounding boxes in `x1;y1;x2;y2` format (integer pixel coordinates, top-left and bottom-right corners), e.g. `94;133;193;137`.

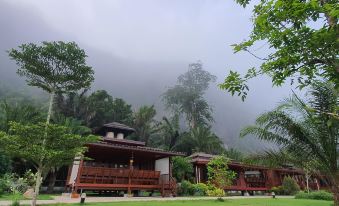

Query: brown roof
102;137;145;146
88;141;185;158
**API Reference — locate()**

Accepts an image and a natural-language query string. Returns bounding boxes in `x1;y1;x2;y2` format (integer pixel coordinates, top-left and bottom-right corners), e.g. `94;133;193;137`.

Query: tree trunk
46;91;55;125
331;173;339;206
333;185;339;206
47;171;57;194
32;167;42;206
305;174;310;193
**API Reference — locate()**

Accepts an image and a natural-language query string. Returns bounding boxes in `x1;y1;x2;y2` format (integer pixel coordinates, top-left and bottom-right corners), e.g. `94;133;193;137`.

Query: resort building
66;122;184;197
190;153;331;194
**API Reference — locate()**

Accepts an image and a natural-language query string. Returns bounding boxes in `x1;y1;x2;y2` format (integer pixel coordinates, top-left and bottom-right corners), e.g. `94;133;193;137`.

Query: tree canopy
163;61;216;128
8;41;94;93
0;122;97;206
220;0;338;100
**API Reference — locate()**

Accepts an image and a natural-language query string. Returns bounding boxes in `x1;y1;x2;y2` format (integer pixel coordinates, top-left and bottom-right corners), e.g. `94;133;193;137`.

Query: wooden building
190;153;331;194
66;122;184;197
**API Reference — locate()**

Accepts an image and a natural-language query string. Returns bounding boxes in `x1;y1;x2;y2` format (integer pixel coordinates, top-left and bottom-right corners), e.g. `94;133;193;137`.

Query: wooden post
128;152;134;197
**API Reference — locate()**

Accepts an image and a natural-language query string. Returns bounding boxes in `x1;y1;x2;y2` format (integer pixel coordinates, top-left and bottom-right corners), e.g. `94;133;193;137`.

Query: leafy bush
281;177;300;195
193;183;208;196
270;186;284;195
178;180;194;196
0;171;35;196
172;157;193;182
206;186;225;197
295;190;333;201
207;156;235;189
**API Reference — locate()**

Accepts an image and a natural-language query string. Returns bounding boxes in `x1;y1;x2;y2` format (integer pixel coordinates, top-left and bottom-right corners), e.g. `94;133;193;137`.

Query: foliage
206;185;225;197
163;61;216;128
270;186;284;195
177;126;225;155
295;190;333;201
0;172;34;195
0;151;11;176
0;122;97;205
193;183;209;196
172;157;193;182
240;81;338;203
207;155;236;189
220;0;339;100
0;101;45;133
0;122;97;172
130;105;157;145
224;148;244;162
281;176;300;195
8;41;94;94
55;90;133;128
10;200;20;206
151;114;183;151
178;180;194;196
51;114;91;135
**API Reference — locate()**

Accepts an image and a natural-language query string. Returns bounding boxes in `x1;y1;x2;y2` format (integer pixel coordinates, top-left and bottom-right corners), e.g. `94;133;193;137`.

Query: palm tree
155;114;183;151
241;82;338;205
177;125;225;155
0;101;45;132
131;105;157;145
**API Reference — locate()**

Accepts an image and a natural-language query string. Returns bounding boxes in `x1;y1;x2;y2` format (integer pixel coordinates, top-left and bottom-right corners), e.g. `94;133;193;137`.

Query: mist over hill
0;0;296;152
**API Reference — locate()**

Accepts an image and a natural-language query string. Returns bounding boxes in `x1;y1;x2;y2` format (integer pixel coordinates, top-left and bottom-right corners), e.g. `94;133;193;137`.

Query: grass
0;193;54;200
49;198;333;206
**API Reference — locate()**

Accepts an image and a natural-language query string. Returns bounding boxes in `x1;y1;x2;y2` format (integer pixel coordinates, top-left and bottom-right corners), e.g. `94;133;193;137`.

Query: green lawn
51;199;333;206
0;193;54;200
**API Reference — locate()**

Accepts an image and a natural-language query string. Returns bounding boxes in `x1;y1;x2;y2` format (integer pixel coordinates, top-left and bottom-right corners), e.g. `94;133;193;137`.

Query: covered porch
67;139;183;196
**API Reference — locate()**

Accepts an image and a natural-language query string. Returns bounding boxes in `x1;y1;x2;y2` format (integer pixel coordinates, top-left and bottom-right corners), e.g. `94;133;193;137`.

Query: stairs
160;175;177;197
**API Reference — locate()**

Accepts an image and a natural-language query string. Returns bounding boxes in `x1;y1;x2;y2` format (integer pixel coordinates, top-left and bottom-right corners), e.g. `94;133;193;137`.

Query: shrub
281;177;300;195
295;190;333;201
0;172;33;195
172;157;193;182
271;186;284;195
207;187;225;197
11;200;20;206
193;183;208;196
178;180;194;196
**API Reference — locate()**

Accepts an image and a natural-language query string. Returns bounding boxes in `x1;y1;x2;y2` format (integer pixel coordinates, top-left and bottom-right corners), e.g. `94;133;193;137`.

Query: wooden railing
78;166;160;186
159;174;177;197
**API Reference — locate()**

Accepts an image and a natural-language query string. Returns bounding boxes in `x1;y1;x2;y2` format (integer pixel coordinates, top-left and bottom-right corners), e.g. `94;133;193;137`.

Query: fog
0;0;295;152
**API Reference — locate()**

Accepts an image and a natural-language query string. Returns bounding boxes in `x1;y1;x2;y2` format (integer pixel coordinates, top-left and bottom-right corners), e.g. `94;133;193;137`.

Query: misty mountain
0;0;294;152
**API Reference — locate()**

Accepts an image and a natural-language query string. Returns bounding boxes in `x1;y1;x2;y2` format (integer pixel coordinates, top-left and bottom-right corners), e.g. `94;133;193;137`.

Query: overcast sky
0;0;295;152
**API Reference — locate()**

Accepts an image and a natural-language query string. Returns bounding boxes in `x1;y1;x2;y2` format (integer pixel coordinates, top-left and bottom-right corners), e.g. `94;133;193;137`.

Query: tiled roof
89;140;185;157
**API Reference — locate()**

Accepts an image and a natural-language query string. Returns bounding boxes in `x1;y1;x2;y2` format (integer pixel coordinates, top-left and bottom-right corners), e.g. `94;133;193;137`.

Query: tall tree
8;41;94;206
240;82;339;205
163;61;216;128
0;122;97;206
130;105;157;145
220;0;338;100
177;126;225;155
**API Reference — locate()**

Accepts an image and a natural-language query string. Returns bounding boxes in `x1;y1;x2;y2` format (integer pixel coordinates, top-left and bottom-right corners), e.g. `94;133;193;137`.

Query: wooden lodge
66;122;184;197
190;153;331;194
